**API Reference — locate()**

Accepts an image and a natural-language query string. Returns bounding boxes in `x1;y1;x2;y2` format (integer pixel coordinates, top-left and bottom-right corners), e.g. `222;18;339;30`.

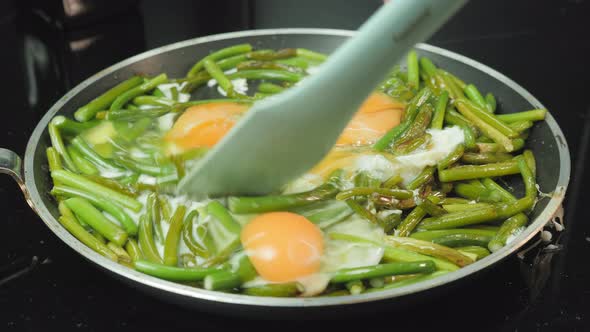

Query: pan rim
24;28;570;308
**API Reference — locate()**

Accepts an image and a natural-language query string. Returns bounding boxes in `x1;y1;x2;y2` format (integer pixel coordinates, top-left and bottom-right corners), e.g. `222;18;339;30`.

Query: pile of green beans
46;44;546;298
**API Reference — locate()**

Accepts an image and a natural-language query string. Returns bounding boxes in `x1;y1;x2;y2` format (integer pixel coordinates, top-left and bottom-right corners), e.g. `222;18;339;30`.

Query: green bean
103;107;170;121
51;185;138;235
406;166;435;191
257;82;285;94
67;146;99;175
207;201;241;237
373;122;411;151
374;88;432;151
419;57;437;76
113;154;175;177
419;205;498;230
384;237;474;267
210;54;246;71
493;192;534;220
488;213;528;252
455;103;515;152
46;147;63;173
247;48;297;61
382;174;403;188
336;187;412;201
107;242;133;265
456;246;490;260
431;91;449;129
431;233;493;247
463;84;488;111
48;123;78;172
439;160;520;182
407;50;419;89
295;200;353;229
183;210;215;258
58;214;118;261
371;271;449;291
444;111;476;150
397;206;427;237
51;116;98;136
181;72;212;92
64;197;128;246
84;175;138;197
411;228;496;241
237;61;302;74
523;149;537;180
344;199;381;227
70;136;122;172
345;280;365;295
496;109;547;123
75;76;144;121
438;70;466;90
205;201;241;264
443;203;493;213
277;57;312;69
396;103;433;144
228;178;338;213
125;239;142;261
485;93;497;113
132;96;175;107
187;43;252;77
134;260;220;281
456;99;518;137
204;58;235;97
461;152;513;165
437;144;465;170
227;69;303;82
393;133;430;155
232;254;257;283
204;270;241;291
508;120;534;133
146;193;164;244
481;178;516;203
90;231;105;245
111;74;168;110
331;261;435;283
138;215;162;263
453;183;502;202
163;205;187;266
477;138;525;153
242;283;301;297
296;48;327;62
418;197;447;217
436;70;465;100
517;156;536;198
439;197;471;204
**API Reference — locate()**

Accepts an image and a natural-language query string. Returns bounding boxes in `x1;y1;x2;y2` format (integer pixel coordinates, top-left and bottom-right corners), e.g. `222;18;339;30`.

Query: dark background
1;0;589;331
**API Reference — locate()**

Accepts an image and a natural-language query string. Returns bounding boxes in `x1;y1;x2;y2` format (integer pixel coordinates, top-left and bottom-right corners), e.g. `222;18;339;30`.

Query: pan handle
0;148;35;211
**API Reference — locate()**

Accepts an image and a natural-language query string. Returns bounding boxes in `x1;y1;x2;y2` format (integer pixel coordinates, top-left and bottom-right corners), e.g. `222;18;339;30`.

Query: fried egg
241;213;385;296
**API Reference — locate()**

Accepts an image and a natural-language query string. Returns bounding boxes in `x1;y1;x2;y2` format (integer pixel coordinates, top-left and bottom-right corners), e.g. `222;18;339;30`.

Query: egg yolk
165;102;249;149
165;93;402;151
336;92;404;146
241;212;324;282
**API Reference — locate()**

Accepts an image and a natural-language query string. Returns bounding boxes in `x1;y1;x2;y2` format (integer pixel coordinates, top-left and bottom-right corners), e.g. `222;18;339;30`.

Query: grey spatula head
177;0;466;197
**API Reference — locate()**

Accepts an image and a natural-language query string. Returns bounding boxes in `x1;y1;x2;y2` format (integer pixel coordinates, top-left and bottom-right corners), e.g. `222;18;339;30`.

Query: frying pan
0;29;570;317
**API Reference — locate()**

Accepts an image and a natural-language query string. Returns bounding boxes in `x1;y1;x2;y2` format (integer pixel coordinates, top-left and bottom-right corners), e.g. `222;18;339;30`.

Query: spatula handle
295;0;466;118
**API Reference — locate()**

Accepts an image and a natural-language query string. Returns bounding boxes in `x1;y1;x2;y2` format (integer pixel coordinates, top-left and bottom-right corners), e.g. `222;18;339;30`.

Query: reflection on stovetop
1;0;589;331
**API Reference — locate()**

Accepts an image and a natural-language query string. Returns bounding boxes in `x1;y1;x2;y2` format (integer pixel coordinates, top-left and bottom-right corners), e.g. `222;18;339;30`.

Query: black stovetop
1;0;589;331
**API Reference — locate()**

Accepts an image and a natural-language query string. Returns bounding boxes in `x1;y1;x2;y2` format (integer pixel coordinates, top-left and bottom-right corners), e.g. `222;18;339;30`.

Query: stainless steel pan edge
3;29;570;309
